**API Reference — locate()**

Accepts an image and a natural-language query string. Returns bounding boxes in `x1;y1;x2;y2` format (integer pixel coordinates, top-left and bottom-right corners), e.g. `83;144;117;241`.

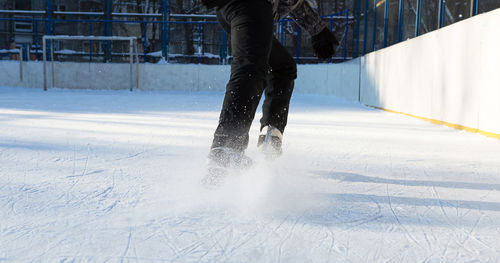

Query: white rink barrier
0;61;231;92
0;61;359;97
360;8;500;139
295;59;360;100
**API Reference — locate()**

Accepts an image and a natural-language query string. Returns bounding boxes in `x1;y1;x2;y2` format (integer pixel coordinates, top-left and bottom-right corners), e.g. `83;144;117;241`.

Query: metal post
46;0;52;35
34;21;39;60
372;0;377;51
135;40;140;90
19;46;23;82
352;0;359;58
165;0;172;62
161;0;168;59
89;22;93;62
329;18;334;63
166;20;171;62
344;9;349;61
355;0;360;58
469;0;472;17
46;0;52;61
198;23;202;64
363;0;369;55
415;0;422;36
106;0;113;34
51;39;55;88
129;39;133;91
397;0;404;42
438;0;445;28
104;0;113;62
21;44;24;63
143;22;148;62
470;0;479;16
43;36;47;91
383;0;389;48
296;24;300;64
26;43;30;61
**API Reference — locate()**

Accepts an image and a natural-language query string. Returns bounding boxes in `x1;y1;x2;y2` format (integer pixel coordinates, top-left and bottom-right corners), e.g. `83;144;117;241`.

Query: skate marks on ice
104;161;335;262
190;157;322;218
304;169;500;260
3;150;498;262
182;164;500;262
314;171;500;213
160;160;384;262
2;88;500;261
317;171;500;192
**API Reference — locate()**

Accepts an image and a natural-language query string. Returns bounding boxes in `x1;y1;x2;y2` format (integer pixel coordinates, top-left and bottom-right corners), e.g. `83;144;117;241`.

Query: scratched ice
1;87;499;262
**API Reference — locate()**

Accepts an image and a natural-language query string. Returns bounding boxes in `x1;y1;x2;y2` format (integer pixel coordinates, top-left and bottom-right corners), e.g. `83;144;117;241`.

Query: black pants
212;0;297;152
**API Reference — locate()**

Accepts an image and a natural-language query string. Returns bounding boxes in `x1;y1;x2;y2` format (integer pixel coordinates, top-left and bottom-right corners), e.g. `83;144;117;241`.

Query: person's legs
256;39;296;159
211;0;274;152
260;38;297;134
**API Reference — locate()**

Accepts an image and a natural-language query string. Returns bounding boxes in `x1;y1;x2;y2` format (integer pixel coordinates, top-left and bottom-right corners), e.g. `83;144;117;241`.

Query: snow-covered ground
1;87;499;262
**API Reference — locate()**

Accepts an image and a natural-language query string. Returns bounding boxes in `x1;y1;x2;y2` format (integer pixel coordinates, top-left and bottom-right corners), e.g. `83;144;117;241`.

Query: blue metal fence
0;14;350;64
2;0;353;63
1;0;496;63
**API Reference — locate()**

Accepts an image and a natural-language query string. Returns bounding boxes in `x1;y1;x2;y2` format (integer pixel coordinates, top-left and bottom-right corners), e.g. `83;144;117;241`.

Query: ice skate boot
257;125;283;160
202;147;253;187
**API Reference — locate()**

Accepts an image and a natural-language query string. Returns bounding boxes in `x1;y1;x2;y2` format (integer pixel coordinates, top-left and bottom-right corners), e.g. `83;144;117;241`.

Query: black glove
311;28;340;60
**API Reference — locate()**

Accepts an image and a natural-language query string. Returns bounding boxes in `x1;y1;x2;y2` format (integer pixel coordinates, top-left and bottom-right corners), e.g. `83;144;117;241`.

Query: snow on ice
1;87;500;262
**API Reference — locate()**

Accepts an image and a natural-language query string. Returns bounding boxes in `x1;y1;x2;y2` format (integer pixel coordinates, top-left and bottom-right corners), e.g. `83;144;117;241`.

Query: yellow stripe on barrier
366;105;500;141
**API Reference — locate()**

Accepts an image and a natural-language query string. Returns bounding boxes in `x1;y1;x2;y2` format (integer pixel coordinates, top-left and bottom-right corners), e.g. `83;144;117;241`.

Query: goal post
42;35;139;91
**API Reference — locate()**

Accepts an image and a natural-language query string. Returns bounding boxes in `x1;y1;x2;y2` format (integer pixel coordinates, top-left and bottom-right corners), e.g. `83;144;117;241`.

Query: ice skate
202;147;253;187
257;125;283;161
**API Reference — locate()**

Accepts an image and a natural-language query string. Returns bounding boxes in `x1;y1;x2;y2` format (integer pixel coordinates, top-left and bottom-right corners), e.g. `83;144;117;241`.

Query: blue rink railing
2;0;494;64
0;9;352;65
1;0;496;64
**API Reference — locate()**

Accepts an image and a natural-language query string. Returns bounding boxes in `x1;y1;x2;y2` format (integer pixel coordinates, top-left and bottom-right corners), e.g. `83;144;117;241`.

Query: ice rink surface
1;87;500;262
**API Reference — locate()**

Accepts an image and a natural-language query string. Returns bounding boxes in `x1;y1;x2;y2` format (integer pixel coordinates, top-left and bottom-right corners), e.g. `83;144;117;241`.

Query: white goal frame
43;35;139;91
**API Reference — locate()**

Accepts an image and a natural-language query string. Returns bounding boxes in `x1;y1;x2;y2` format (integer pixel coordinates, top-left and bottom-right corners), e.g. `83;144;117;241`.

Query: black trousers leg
260;39;297;134
211;0;274;152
